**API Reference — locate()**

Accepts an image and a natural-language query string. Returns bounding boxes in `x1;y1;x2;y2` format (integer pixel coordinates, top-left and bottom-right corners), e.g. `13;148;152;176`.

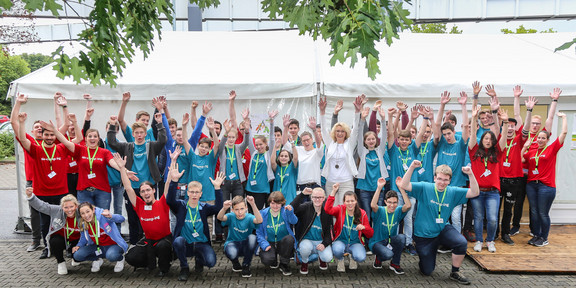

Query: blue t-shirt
188;149;217;201
436;136;468;187
369;206;407;250
245;152;270;193
303;214;323;241
388;143;418;192
336;214;360;244
273;162;297;204
131;143;152;188
357;150;381;191
175;144;189;184
123;126;155;143
222;212;257;247
416;140;436;183
104;139;121;186
182;205;208;243
224;146;240;180
408;182;468;238
266;212;288;242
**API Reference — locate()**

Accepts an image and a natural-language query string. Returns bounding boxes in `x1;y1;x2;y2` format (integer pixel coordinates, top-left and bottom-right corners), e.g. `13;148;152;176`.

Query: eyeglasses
189;191;201;194
531;122;542;125
311;196;325;200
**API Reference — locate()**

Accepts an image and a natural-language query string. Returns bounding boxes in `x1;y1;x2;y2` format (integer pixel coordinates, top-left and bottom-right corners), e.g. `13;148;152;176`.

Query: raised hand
68;113;77;123
396;101;408;112
53;92;62;100
209;171;226;189
378;106;387;119
86;107;95;118
40;120;56;132
488;96;500;111
169;163;185;182
151;97;163;111
471;105;480;119
377;177;386;188
122;92;131;102
191;101;198;109
334;99;344;114
18;112;27;123
282;114;291;128
410;105;419;120
241;108;250;120
513;85;523;98
17;94;28;104
302;187;313;195
83;94;92;101
410;160;422;168
499;109;509;121
268;110;279;119
182;113;190;126
440;91;451;104
154;112;162;123
223;119;232;134
229;90;236;101
246;195;255;205
307;117;317;130
424;106;434;119
557;112;566;118
109;115;118;125
550;88;562;100
485;84;497;98
206;116;215;130
319;96;327;113
461;166;473;175
202;101;213;115
223;200;232;210
395;176;403;189
361;107;370;119
458;91;468;105
113;153;126;168
353;95;364;113
472;81;482;95
56;96;68;107
525;96;538;110
373;100;382;111
170;145;182;162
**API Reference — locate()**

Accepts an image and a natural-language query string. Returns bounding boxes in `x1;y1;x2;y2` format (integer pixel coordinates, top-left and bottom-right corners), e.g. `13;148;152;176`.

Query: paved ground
1;162;575;287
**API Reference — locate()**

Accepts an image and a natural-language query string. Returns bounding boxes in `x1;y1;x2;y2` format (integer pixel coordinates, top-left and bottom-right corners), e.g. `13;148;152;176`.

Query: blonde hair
60;194;79;207
188;181;202;192
330;122;351;142
435;164;453;178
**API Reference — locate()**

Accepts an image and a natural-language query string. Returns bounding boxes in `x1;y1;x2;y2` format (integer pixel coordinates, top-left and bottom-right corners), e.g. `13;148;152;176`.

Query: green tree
1;0;413;84
19;53;53;72
500;25;556;34
0;52;30;115
411;23;462;34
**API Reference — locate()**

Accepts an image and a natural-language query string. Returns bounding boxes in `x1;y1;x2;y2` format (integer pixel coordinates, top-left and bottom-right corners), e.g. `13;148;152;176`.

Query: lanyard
253;153;262;179
278;165;288;191
483;157;489;171
534;146;548;168
434;186;447;219
385;209;395;241
345;212;354;243
528;132;538;146
41;142;57;170
88;219;100;247
187;204;200;234
33;139;42;146
419;141;429;165
504;138;514;162
270;212;281;241
87;146;99;173
397;147;409;170
65;217;77;245
226;146;235;169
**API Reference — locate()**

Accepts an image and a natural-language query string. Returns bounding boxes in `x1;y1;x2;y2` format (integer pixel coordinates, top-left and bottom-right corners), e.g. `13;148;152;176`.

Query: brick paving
0;163;17;190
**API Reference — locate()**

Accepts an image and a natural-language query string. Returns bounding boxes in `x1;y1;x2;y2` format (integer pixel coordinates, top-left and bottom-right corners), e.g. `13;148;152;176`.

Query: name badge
503;162;511;167
192;232;200;238
482;170;492;177
95;248;102;256
69;161;77;167
88;173;96;179
386;165;391;170
48;171;57;179
386;243;393;250
436;218;444;224
250;180;257;186
229;173;237;179
532;169;539;175
242;159;247;163
144;205;152;211
418;168;425;175
403;163;409;171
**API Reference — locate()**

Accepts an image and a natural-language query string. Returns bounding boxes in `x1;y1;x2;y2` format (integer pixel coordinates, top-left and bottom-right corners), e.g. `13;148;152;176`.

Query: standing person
370;177;411;274
103;120;125;224
414;106;437;183
325;183;374;272
522;112;567;247
26;187;81;275
256;192;298;276
217;195;263;278
291;187;333;274
469;105;508;253
115;153;174;277
117;91;156;142
399;160;479;285
72;203;128;273
271;139;299;205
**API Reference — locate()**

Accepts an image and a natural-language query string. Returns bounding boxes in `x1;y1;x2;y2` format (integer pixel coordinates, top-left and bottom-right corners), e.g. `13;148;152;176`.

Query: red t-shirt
469;143;503;191
134;195;171;240
523;139;563;187
73;144;113;192
500;132;527;178
55;216;81;241
86;222;117;246
522;128;549;172
28;142;70;196
22;134;42;182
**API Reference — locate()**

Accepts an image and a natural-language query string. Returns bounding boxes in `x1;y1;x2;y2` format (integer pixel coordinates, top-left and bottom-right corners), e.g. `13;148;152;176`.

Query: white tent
8;31;576;223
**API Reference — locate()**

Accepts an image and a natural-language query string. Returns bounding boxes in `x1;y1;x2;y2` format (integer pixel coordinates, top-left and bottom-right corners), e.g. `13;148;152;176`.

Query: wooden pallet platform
467;225;576;273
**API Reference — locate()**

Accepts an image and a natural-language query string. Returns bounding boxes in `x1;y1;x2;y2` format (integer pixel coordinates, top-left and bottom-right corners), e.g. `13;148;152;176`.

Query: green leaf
0;0;13;10
555;38;576;52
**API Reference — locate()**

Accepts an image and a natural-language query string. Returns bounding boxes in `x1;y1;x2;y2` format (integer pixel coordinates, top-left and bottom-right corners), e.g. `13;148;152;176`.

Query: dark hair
167;118;178;127
232;196;245;207
316;124;321;128
274;126;282;134
473;131;499;163
376;119;381;126
539;130;551;139
508;118;517;125
275;149;293;166
139;181;155;190
385;190;398;201
440;122;455;132
447;114;457;125
343;191;361;225
288;119;300;128
214;121;222;129
199;137;212;147
268;191;286;205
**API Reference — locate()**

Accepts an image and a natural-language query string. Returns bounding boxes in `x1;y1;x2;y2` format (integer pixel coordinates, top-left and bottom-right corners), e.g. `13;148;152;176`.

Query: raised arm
414;106;426;148
247;196;263;224
498;109;510;150
472;81;482;111
332;99;343;130
307;117;322;147
181;113;192;155
386;107;397;149
558;112;568;144
206;116;220;156
546;88;561;132
435;91;451;131
190;101;198;129
268;110;278;150
522;96;538;139
53;92;63;129
10;94;27;140
17;112;32;152
281;114;290;146
114;153;137;206
40;120;75;153
56;95;70;136
166;148;184;197
469;105;479;149
68;114;83;144
396;176;411;212
371;178;386;213
270;141;280;171
399;160;421;192
463;166;479;198
117;92;131;133
485;85;501;136
229;90;238;129
513;85;523;128
217;200;231;222
458;91;470;142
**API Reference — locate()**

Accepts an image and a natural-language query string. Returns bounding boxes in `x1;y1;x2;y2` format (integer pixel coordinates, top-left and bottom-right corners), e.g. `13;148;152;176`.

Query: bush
0;133;15;158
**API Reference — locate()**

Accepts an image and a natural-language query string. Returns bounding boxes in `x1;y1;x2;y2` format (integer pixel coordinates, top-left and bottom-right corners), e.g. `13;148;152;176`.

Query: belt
501;177;522;183
85;187;96;192
530;180;545;185
479;187;496;192
224;179;242;184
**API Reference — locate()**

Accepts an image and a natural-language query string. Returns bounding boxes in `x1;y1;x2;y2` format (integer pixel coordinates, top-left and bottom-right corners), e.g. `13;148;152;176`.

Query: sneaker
406;244;418;256
463;230;476;242
232;260;242;272
300;263;309;275
91;258;104;273
194;264;204;273
336;259;345;272
214;234;224;244
156;270;169;277
530;232;534;237
437;245;452;254
241;265;252;278
319;260;328;270
473;241;483;252
389;263;405;275
114;259;125;272
373;258;382;269
279;263;292;276
450;271;471;285
528;236;539;246
534;237;549;247
57;262;68;275
487;241;496;253
27;242;41;252
509;227;520;236
501;234;515;245
348;255;357;270
270;262;280;269
39;248;49;259
178;267;190;281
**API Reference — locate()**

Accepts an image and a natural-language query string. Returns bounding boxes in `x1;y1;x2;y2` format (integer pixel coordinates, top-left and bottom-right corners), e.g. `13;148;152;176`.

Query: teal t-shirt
383;144;391;181
175;144;190;184
388;143;418;192
272;162;297;204
182;205;208;243
131;143;152;188
369;206;407;250
408;182;468;238
266;212;288;242
123;126;155;143
224;146;240;180
245;152;270;193
336;214;360;244
436;136;468;187
416;139;437;183
188;149;217;201
104;139;121;186
222;212;257;247
303;214;323;241
357;150;381;191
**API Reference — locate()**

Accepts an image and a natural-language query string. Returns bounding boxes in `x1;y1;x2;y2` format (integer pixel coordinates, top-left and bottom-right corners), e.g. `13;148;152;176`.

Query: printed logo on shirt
192;164;209;169
430;200;450;208
311;224;322;230
381;221;398;228
234;227;248;233
441;151;457;157
140;216;161;222
81;156;104;161
134;152;146;158
41;157;63;161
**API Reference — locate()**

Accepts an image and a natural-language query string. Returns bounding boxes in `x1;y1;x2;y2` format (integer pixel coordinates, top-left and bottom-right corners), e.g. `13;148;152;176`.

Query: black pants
498;177;524;235
67;173;78;198
49;234;78;263
513;176;530;231
125;188;144;245
37;194;66;247
259;235;295;266
246;191;268;215
218;180;245;235
125;236;173;272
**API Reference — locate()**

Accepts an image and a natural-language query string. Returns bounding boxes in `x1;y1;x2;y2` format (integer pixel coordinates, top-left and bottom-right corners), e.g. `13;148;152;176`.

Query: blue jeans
78;188;112;210
173;237;216;268
110;184;125;216
358;189;384;222
73;244;124;262
526;181;556;240
413;225;467;276
331;241;366;262
224;234;257;266
451;204;462;233
371;234;406;265
397;194;416;245
297;239;333;263
471;189;500;242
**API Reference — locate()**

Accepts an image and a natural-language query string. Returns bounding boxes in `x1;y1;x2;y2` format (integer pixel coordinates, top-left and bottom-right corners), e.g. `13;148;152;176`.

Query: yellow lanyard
398;147;409;170
434;186;447;219
187;204;200;234
419;141;429;165
534;146;548;168
226;146;235;169
385;209;395;241
87;146;99;173
88;219;100;248
65;217;76;245
270;212;281;241
253;153;262;179
504;138;514;162
345;212;354;243
41;143;57;170
278;165;288;192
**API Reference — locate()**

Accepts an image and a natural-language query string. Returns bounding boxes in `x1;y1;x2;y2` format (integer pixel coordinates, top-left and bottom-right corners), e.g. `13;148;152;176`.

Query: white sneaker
114;259;125;273
336;259;345;272
57;262;68;275
70;260;81;267
348;255;357;270
473;241;483;252
487;241;496;253
91;258;104;273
